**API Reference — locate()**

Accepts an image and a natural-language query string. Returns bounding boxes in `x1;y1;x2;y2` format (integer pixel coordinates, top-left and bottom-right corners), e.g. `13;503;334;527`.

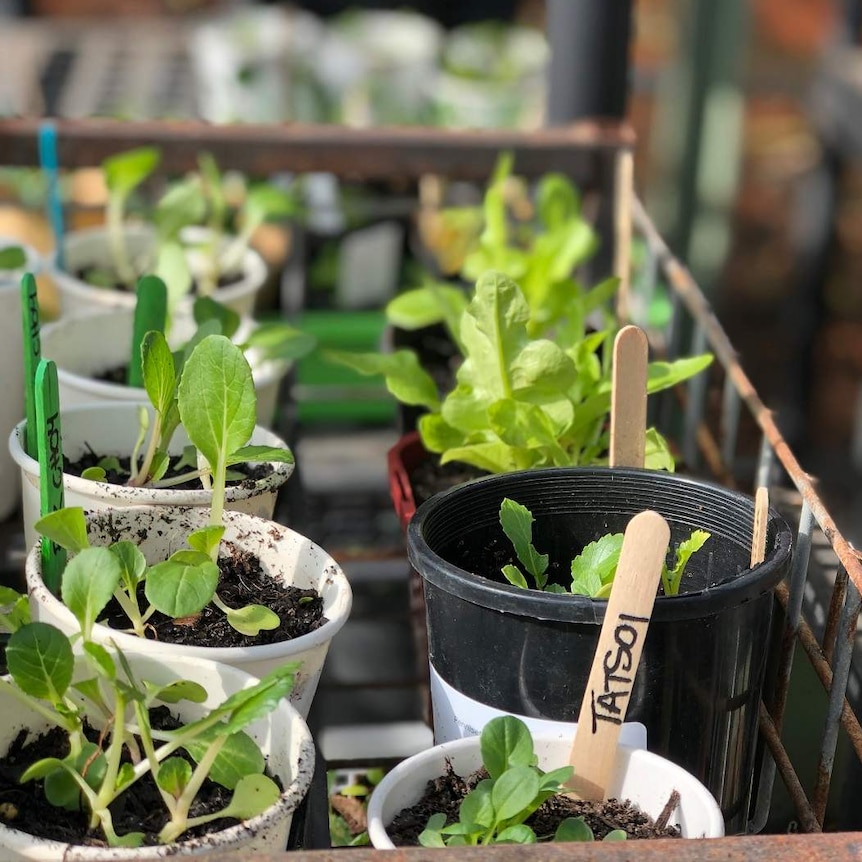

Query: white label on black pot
429;664;647;749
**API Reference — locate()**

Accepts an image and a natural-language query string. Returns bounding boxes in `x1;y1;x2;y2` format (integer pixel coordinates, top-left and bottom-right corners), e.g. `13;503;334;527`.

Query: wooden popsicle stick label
35;358;66;594
610;325;649;468
750;486;769;567
567;510;670;801
20;273;41;458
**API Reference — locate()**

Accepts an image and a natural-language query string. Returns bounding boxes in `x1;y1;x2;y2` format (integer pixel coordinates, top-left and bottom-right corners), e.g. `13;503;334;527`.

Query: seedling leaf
35;507;90;554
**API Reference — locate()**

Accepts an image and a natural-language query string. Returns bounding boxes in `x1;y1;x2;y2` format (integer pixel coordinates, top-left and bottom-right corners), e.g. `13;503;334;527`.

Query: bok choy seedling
0;586;296;849
498;498;710;598
418;716;626;846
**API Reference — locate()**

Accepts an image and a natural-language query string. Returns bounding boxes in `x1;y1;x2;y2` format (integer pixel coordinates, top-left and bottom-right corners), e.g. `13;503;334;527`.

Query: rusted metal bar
758;701;822;833
823;563;850;666
0;117;632;182
812;579;862;824
634;197;862;600
212;832;862;861
774;580;862;767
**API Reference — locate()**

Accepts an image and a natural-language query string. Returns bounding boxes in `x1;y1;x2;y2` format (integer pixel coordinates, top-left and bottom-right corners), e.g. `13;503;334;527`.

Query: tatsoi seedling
498;498;710;598
0;587;295;849
417;716;626;847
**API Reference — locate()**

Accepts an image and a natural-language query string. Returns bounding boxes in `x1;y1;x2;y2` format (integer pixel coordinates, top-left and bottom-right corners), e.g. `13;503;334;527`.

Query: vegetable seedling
37;334;295;636
417;715;627;847
498;497;709;598
0;587;297;849
566;510;669;801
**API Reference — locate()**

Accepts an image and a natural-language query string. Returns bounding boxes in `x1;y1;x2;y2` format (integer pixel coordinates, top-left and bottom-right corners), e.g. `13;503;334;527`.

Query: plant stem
106;193;135;288
129;413;162;487
208;458;227;557
150;467;211;489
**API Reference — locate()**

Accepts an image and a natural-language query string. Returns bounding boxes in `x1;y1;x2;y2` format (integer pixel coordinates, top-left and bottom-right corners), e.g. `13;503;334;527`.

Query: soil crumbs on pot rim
66;449;273;491
386;762;682;845
101;543;327;649
0;708;276;847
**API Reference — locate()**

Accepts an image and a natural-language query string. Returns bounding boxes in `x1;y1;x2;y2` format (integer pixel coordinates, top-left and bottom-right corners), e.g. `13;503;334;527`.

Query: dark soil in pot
386;763;681;846
99;543;326;649
65;449;273;492
408;457;485;506
0;707;281;846
74;267;238;295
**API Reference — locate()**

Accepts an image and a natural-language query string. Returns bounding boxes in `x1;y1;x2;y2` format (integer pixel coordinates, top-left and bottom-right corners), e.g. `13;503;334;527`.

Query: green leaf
61;547;124;638
186;729;265;790
501;564;528;590
570;533;624;595
112;832;146;848
103;146;160;197
223;603;280;636
177;334;257;474
537;173;580;229
0;590;30;632
539;766;574;791
150;450;170;482
142;330;177;418
226;445;294;466
157;757;192;797
81;467;107;481
44;742;106;811
207;664;298;737
603;829;628;841
241;321;317;362
646;354;714;394
155;240;193;308
109;541;147;592
83;642;116;680
385;284;468;331
480;716;535;780
193;296;240;340
6;622;74;701
0;245;26;270
145;678;208;704
644;427;676;472
494;824;537;844
325;349;440;410
491;766;539;822
555;816;595;842
460;779;494;829
35;507;90;553
145;550;219;618
187;526;225;559
499;498;549;588
419;812;447;848
665;529;711;596
154;177;206;240
220;773;281;819
244;184;299;224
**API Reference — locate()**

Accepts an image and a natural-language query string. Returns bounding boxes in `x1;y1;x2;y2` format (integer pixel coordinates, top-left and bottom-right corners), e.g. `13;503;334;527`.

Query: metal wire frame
632;195;862;835
0;117;860;856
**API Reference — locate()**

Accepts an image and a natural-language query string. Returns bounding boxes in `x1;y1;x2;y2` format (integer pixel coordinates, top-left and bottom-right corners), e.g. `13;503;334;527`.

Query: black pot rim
407;466;793;624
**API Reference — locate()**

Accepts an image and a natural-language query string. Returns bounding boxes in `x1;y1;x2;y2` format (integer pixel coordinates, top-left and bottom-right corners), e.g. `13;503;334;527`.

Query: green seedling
102;146;161;288
0;586;296;849
331;271;711;474
418;716;627;846
498;498;711;598
38;336;295;636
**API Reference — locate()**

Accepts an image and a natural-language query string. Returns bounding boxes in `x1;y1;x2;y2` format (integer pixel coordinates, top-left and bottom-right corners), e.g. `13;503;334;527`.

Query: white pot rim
26;505;352;663
48;224;268;309
8;401;293;507
366;734;725;848
0;652;315;858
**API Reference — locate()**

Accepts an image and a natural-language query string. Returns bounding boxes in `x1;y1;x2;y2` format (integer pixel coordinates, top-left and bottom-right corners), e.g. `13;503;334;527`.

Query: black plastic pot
406;467;793;835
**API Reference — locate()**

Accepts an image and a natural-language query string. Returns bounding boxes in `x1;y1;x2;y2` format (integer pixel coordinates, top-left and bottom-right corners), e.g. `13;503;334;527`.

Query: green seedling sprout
0;245;26;270
498;498;710;598
0;585;296;849
102;146;161;288
418;716;627;847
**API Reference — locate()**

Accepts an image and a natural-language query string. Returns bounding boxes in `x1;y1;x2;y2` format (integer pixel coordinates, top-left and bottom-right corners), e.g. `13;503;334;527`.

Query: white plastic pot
0;238;39;521
39;307;288;428
366;732;725;849
26;505;352;719
48;225;267;319
0;651;314;859
9;401;294;549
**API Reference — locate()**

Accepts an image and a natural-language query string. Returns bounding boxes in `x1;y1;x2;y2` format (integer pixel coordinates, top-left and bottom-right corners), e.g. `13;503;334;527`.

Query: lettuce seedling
102;146;161;288
417;715;626;846
0;245;26;271
498;497;710;598
0;586;297;848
